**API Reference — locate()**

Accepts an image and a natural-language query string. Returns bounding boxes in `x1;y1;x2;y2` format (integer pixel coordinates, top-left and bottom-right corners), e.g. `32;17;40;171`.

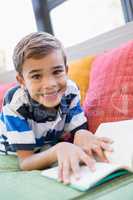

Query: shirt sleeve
64;82;88;134
0;104;36;152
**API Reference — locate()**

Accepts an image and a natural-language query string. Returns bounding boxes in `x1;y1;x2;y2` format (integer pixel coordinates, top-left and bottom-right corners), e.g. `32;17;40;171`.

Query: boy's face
17;50;68;108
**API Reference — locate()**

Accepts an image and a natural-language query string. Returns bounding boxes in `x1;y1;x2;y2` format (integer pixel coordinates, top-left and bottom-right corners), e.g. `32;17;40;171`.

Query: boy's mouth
42;90;59;96
42;91;60;102
36;89;61;97
34;88;65;106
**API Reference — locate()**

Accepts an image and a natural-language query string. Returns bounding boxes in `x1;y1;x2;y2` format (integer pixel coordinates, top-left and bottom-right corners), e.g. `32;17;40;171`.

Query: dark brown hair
13;32;67;73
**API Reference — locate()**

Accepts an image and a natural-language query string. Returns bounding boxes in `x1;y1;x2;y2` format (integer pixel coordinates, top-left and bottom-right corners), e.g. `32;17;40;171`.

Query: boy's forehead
22;50;65;73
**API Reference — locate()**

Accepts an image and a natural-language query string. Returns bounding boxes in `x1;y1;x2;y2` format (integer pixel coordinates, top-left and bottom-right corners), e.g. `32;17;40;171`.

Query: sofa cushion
0;82;16;111
83;40;133;133
0;155;20;171
68;56;95;104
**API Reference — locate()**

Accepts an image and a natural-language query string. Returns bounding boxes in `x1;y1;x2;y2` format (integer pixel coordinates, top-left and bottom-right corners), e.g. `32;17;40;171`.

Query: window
50;0;125;47
0;0;37;71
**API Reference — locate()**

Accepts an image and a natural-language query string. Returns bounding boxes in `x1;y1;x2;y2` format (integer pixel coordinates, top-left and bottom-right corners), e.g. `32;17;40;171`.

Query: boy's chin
40;100;61;108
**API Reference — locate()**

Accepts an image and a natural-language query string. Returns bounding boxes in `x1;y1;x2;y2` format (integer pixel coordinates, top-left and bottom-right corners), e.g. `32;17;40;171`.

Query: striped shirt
0;79;87;154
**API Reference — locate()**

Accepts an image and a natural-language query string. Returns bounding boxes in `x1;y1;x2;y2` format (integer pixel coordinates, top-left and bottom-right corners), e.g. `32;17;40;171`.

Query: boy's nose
41;76;57;89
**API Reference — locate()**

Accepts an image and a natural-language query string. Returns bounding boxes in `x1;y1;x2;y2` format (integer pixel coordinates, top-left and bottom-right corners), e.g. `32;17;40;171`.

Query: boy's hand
55;142;95;184
74;130;113;162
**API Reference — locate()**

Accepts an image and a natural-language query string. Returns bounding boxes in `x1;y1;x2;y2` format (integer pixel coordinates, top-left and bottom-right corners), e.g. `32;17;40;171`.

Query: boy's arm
64;82;113;161
17;142;95;172
17;142;96;185
1;106;57;170
17;146;57;170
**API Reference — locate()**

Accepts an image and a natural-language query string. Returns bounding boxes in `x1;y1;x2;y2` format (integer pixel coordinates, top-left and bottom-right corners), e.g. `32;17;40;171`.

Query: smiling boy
0;32;112;184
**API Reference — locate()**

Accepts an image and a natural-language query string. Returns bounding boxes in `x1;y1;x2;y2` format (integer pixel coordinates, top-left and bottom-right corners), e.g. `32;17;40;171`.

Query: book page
95;120;133;169
41;120;133;191
41;163;125;191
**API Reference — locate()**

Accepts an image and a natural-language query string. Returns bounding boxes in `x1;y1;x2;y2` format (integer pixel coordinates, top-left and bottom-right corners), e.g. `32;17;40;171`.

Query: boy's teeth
44;92;57;95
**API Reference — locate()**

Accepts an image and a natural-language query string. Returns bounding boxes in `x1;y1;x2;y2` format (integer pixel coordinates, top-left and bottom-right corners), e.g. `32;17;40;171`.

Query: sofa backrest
66;21;133;60
0;70;16;83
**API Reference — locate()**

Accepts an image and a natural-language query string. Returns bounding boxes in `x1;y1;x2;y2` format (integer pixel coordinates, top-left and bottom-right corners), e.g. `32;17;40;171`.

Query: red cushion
0;82;16;111
83;40;133;133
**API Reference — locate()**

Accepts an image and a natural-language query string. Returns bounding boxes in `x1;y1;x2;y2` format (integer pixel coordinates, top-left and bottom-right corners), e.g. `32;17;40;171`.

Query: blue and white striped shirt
0;79;87;154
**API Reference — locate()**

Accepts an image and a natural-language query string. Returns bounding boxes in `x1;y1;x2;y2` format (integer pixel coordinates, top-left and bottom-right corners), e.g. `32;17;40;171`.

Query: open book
41;120;133;191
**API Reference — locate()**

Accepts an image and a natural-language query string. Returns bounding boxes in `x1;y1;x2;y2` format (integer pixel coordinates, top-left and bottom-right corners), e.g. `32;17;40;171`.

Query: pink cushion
83;40;133;133
0;82;16;111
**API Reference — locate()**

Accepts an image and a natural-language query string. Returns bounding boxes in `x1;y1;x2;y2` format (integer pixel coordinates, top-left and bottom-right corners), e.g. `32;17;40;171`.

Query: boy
0;32;112;184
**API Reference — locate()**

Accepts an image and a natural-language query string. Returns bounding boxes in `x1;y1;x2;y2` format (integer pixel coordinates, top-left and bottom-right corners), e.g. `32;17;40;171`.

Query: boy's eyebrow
29;69;43;75
52;65;64;70
29;65;64;74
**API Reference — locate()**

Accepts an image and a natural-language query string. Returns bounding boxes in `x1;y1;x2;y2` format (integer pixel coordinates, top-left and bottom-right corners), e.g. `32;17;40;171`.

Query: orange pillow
68;56;95;104
83;40;133;133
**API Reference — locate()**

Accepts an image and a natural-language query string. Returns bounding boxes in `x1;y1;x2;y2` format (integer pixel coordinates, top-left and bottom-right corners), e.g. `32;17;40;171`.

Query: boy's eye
53;69;64;75
31;74;42;80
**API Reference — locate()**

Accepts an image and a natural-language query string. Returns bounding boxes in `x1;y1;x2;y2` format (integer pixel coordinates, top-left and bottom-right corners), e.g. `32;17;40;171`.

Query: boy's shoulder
65;79;79;96
3;85;29;109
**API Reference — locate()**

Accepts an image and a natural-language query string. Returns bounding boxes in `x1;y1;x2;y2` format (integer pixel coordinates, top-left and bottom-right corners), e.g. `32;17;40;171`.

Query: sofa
1;21;133;200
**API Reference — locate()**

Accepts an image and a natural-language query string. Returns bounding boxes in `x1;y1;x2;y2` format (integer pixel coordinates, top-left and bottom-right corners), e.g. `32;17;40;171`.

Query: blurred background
0;0;132;72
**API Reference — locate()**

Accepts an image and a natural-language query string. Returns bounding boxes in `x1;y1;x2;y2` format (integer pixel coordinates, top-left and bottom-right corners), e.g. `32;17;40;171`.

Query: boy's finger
92;145;108;162
62;161;70;184
98;137;113;143
58;161;63;182
84;147;93;157
80;151;96;171
70;159;80;180
100;142;113;152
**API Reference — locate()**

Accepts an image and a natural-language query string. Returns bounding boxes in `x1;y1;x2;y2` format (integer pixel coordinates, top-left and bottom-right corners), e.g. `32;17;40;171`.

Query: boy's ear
16;73;25;88
65;65;68;73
